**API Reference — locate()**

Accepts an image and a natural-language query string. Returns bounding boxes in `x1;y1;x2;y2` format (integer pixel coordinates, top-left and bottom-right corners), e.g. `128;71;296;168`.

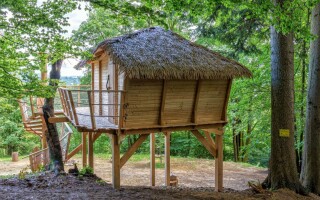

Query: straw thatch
82;27;252;79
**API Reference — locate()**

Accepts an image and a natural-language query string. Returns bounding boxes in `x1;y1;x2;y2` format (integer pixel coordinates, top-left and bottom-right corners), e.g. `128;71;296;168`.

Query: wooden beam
202;128;224;135
87;91;96;130
221;79;232;121
120;134;148;169
68;90;79;125
114;64;119;125
99;60;102;115
25;124;43;128
95;50;104;58
191;130;216;158
63;90;73;120
159;80;168;125
164;132;171;186
122;77;129;128
82;132;87;167
204;131;216;150
150;133;156;186
91;62;95;108
215;134;223;192
112;134;121;189
58;89;66;113
88;132;94;170
77;85;81;107
48;116;69;123
118;89;125;133
193;80;202;123
64;131;71;161
93;132;102;142
66;143;82;161
122;123;226;135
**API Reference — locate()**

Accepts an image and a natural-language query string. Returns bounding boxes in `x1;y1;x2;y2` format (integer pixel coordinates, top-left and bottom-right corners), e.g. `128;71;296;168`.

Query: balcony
58;88;125;133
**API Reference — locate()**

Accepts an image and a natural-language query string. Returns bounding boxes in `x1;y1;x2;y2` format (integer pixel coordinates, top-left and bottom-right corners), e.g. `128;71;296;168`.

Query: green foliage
0;0;81;98
79;166;94;176
0;98;38;156
18;166;29;179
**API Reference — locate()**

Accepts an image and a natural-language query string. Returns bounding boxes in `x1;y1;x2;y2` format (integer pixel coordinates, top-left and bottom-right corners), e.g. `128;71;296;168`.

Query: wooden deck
75;107;117;131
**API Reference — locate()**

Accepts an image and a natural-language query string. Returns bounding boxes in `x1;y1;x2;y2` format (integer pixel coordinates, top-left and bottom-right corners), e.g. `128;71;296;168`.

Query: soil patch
1;157;319;199
0;173;318;200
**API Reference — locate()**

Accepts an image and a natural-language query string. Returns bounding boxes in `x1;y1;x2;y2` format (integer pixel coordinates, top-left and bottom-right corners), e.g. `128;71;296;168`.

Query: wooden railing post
87;91;96;130
68;90;79;125
77;85;81;107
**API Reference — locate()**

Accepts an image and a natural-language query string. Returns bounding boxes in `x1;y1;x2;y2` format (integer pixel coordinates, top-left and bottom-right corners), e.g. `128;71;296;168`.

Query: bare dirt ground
0;156;319;199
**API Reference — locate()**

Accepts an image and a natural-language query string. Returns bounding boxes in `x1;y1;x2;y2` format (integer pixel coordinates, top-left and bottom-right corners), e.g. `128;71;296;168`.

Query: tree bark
296;8;310;174
300;3;320;194
42;59;64;174
263;10;305;192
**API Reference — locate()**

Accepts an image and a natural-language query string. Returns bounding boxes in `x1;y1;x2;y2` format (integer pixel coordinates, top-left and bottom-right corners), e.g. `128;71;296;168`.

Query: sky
46;1;89;77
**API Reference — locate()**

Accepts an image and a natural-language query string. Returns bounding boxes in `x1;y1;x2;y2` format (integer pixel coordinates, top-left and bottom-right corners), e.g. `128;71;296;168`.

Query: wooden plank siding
124;79;162;128
122;79;230;129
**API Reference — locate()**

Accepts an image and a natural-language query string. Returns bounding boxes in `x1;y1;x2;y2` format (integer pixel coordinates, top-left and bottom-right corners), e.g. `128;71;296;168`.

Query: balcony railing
58;88;125;131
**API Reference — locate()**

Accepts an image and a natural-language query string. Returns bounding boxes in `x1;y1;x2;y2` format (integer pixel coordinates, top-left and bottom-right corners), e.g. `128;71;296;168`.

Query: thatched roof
82;27;252;79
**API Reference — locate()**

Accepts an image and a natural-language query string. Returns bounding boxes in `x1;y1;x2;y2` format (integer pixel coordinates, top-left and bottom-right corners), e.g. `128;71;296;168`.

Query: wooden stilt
82;132;87;167
215;134;223;192
150;133;155;186
112;134;120;189
88;132;94;170
164;132;171;186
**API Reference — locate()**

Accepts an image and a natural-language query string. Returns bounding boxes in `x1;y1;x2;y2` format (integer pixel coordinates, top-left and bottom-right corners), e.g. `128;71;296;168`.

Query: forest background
0;0;314;173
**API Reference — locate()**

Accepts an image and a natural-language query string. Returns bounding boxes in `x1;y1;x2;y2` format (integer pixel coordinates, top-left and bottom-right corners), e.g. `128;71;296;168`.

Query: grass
0;174;16;179
0;154;29;162
0;156;13;162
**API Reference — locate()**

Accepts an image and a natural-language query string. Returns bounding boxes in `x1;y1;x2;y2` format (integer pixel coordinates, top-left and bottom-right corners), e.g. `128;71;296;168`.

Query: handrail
58;87;125;130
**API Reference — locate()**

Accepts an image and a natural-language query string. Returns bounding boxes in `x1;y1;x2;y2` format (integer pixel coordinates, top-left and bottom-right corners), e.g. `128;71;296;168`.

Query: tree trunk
296;9;309;174
263;19;305;193
300;3;320;194
42;59;64;174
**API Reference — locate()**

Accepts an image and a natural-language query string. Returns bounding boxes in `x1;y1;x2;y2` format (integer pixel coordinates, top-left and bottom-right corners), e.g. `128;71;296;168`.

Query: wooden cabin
58;27;252;191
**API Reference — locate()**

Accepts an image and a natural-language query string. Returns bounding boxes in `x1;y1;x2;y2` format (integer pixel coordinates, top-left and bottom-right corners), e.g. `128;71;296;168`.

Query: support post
150;133;155;186
88;132;94;170
215;134;223;192
82;132;87;167
112;134;121;189
164;132;171;186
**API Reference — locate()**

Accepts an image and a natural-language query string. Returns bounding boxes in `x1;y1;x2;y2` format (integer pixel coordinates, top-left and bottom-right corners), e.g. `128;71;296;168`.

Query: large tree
1;0;77;171
300;2;320;194
262;0;305;193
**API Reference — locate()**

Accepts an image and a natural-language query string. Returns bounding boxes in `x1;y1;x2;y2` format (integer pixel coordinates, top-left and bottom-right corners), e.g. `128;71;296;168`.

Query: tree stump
12;152;19;162
170;175;178;186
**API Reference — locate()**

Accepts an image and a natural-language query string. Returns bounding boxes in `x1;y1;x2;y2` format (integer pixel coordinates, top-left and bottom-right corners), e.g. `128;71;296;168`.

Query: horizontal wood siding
124;80;162;127
197;80;229;123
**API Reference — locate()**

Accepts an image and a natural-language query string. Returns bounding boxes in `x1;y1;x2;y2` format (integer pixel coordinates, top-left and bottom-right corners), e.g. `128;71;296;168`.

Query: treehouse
57;27;252;191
